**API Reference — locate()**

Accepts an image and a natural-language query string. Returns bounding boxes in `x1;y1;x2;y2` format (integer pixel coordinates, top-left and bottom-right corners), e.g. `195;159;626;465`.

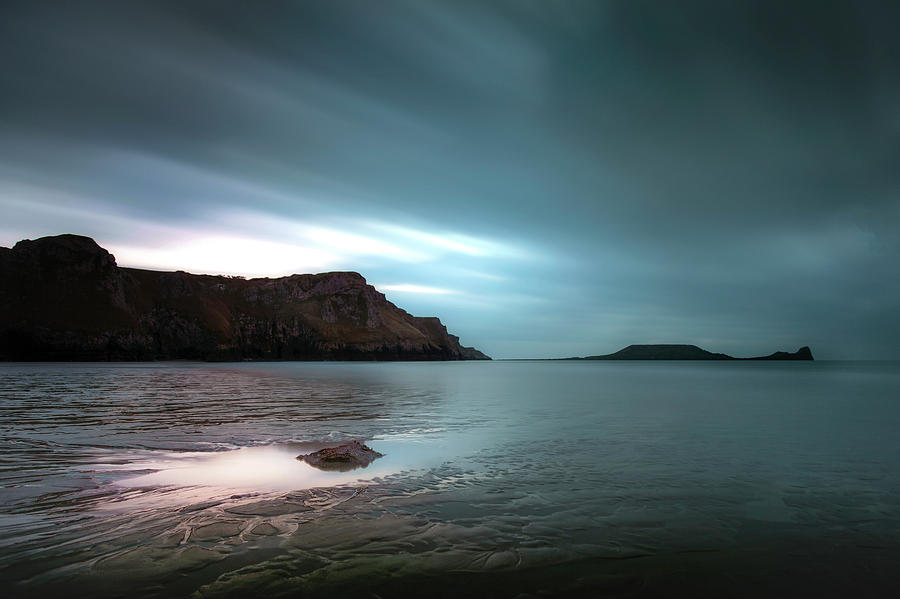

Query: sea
1;360;898;597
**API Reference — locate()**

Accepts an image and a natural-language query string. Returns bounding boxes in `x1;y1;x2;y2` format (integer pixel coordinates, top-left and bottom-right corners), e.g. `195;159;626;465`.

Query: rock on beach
296;441;383;471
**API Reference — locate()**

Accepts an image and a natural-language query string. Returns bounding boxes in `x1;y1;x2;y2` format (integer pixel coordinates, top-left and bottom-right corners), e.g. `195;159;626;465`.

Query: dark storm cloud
1;0;898;358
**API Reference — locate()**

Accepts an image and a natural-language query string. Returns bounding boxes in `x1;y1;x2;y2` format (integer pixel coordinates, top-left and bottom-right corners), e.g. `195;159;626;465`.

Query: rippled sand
2;361;899;597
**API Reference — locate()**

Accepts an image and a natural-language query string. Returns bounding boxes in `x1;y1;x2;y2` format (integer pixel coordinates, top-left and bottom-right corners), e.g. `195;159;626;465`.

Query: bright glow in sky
114;236;340;277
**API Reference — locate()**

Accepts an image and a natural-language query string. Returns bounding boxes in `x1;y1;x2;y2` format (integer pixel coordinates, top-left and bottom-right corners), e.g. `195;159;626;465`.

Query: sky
1;0;898;359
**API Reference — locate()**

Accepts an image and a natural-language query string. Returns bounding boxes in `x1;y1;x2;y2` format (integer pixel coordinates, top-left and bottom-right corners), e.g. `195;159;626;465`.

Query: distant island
566;344;813;361
0;234;490;361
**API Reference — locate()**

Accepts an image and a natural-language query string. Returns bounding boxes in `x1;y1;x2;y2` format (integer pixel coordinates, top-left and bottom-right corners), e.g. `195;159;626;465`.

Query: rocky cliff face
0;234;490;361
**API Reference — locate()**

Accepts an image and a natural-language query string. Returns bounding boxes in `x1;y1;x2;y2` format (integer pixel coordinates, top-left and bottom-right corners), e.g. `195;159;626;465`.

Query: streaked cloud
367;223;504;257
376;284;458;295
2;1;899;358
301;227;427;263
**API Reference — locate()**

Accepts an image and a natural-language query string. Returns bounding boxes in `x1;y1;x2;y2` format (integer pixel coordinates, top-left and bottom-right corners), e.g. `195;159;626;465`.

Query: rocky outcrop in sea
571;344;813;361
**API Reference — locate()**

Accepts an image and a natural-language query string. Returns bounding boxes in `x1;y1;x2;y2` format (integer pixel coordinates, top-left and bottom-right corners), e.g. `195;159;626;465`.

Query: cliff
0;234;490;361
572;344;813;361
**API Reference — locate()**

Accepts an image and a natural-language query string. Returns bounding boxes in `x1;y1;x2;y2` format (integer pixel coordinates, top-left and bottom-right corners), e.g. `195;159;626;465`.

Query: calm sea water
1;360;899;597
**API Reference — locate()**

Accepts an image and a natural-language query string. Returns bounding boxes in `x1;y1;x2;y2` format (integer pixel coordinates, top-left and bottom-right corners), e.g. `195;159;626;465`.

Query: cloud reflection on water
116;439;444;495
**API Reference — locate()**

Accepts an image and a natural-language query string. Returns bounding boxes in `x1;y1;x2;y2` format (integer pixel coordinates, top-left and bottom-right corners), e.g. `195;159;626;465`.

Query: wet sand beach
2;360;899;597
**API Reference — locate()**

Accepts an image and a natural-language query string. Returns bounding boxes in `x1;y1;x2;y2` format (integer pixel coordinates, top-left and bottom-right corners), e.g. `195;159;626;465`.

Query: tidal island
567;344;813;360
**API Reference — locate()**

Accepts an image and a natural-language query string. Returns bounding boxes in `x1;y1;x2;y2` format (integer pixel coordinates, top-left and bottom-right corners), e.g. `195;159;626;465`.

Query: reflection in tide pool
117;440;443;492
1;360;900;597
